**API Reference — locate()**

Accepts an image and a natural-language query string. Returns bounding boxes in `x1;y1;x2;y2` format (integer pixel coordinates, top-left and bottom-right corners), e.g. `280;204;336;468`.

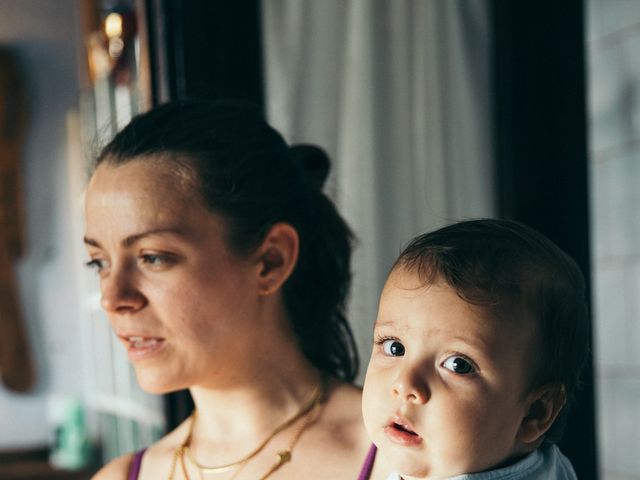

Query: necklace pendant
276;450;291;465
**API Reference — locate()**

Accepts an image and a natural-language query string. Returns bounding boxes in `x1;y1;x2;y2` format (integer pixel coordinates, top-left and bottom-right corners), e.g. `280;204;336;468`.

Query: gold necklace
179;445;204;480
167;447;180;480
168;378;325;479
229;392;321;480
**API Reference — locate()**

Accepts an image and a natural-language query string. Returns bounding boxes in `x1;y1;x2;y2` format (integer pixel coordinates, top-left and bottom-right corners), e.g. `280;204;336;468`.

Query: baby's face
362;268;538;478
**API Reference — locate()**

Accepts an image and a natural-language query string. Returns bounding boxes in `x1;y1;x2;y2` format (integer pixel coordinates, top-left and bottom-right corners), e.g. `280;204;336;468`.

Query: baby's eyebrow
449;334;490;351
373;319;409;332
374;321;491;350
374;319;396;328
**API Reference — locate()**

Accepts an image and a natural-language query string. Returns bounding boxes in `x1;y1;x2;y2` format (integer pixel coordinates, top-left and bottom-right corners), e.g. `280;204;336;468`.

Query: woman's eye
442;355;475;374
85;259;106;272
141;254;165;265
382;339;405;357
140;253;176;269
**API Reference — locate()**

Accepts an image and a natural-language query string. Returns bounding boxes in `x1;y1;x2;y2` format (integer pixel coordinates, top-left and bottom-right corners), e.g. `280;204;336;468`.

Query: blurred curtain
262;0;494;380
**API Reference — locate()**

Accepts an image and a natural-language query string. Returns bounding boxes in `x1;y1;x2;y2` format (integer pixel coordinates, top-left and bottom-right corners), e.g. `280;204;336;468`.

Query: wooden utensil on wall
0;47;36;392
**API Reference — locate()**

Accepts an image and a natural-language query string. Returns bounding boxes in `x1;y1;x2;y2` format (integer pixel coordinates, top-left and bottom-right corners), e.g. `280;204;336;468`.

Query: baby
362;219;588;479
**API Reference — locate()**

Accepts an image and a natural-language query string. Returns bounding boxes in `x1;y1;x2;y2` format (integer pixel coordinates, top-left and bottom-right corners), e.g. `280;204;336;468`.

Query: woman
85;100;383;479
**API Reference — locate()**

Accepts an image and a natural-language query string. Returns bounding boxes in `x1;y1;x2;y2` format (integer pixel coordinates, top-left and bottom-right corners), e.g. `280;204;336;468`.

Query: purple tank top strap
357;444;377;480
128;449;146;480
128;444;374;480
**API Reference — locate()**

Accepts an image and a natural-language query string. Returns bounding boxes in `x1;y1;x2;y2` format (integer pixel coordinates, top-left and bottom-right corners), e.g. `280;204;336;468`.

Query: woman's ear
517;384;566;445
254;223;299;296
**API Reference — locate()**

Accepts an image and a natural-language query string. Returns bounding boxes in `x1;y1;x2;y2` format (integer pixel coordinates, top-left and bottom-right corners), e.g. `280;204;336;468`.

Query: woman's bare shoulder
325;378;364;418
91;416;191;480
91;452;135;479
320;379;369;446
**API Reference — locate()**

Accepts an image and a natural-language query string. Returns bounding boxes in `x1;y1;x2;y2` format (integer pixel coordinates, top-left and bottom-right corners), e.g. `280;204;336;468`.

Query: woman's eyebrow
83;236;101;248
83;227;189;248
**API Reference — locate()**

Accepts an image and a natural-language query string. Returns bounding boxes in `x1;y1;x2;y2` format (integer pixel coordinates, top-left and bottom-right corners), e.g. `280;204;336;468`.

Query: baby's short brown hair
395;218;589;442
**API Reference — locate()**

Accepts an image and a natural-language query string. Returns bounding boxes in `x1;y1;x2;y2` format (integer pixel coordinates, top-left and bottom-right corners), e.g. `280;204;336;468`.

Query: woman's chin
134;368;187;395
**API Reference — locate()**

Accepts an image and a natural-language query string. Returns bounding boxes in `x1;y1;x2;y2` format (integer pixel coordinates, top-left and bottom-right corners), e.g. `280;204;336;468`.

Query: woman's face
84;158;262;393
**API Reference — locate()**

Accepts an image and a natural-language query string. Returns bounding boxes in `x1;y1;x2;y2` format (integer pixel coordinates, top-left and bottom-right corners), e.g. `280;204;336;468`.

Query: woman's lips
118;334;166;360
384;415;423;446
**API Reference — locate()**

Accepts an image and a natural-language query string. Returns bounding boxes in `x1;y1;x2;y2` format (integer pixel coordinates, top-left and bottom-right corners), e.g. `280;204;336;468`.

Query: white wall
0;0;84;448
587;1;640;478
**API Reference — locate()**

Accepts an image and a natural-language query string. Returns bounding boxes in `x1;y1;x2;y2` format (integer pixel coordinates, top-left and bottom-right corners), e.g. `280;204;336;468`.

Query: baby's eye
442;355;475;374
382;339;405;357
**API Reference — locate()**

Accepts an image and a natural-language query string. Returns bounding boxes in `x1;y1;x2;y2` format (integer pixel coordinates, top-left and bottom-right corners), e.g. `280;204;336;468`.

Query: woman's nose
100;264;146;314
392;366;430;404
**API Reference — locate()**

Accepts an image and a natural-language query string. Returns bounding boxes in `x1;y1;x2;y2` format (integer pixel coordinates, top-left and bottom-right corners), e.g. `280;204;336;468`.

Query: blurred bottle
48;395;90;470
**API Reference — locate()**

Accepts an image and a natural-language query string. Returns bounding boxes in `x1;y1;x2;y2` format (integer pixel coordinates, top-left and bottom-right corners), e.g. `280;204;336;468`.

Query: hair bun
290;144;331;190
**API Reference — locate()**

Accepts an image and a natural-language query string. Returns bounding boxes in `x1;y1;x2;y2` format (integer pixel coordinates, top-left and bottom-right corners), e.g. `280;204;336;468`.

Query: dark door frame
491;1;597;478
144;0;263;106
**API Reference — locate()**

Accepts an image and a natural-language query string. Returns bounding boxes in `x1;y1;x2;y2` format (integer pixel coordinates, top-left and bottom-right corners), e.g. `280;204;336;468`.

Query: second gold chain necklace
172;378;325;478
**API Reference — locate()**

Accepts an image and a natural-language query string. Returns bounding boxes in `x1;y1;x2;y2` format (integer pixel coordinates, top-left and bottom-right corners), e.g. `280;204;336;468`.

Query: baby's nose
391;367;430;404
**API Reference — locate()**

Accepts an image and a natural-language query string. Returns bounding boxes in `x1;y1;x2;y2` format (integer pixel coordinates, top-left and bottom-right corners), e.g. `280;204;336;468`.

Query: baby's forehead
385;265;535;321
379;267;542;353
383;266;439;293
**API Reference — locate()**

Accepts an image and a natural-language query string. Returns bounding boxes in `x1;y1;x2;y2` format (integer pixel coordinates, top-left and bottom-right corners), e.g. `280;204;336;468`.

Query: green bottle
49;397;90;470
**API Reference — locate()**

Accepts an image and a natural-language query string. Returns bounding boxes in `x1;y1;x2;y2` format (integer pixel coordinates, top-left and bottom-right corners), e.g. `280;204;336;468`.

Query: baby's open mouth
384;416;423;446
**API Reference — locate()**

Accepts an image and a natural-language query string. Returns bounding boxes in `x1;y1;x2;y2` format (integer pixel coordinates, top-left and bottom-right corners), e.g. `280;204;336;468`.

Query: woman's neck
187;326;323;441
183;296;326;455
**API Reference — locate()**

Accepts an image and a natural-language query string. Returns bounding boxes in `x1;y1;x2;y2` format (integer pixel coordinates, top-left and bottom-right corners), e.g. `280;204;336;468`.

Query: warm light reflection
87;32;111;79
109;38;124;58
104;13;123;39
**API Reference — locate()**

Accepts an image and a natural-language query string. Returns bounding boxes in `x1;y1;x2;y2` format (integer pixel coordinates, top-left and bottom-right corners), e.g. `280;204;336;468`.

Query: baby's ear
517;384;566;445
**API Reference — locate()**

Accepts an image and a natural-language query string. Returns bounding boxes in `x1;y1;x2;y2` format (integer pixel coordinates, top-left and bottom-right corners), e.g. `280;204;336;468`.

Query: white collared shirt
385;444;577;480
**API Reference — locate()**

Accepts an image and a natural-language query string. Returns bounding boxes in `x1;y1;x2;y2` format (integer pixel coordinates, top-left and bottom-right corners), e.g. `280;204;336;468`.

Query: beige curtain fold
262;0;494;381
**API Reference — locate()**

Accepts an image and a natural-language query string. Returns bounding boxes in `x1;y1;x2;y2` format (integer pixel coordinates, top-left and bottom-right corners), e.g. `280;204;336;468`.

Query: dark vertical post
491;1;597;478
146;0;265;430
159;0;263;104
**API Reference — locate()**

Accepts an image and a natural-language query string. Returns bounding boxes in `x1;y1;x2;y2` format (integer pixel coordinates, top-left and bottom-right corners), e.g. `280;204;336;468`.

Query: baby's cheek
361;383;382;431
440;411;494;467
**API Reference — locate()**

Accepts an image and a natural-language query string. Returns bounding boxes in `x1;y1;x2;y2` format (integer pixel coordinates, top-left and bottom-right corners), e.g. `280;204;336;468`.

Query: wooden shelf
0;447;98;480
